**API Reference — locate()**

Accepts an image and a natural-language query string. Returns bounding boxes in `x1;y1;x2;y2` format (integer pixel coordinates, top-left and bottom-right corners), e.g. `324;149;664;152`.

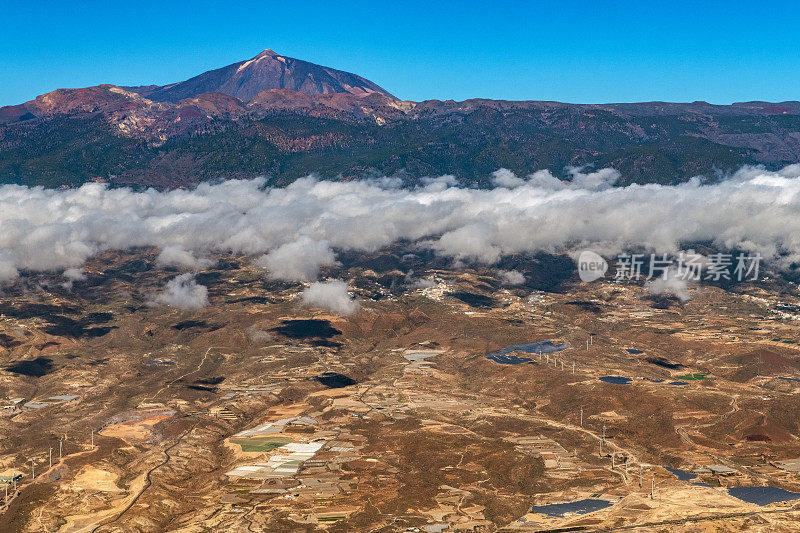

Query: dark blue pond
669;381;689;386
530;498;612;517
625;348;644;354
728;486;800;505
600;376;632;385
665;467;697;481
487;341;568;364
487;354;534;365
778;376;800;384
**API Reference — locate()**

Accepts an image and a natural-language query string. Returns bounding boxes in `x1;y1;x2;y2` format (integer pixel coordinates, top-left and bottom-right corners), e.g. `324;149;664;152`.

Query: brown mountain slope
141;49;395;102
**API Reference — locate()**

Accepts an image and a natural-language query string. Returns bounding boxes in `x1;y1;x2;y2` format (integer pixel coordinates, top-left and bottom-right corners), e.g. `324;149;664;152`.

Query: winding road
90;424;195;533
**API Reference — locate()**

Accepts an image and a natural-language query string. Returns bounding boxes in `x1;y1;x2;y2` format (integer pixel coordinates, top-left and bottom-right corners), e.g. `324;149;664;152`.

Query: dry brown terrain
2;250;800;531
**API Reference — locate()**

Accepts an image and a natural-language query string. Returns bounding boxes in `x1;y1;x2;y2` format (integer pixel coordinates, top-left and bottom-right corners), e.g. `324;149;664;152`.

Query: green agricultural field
230;435;293;453
675;372;711;381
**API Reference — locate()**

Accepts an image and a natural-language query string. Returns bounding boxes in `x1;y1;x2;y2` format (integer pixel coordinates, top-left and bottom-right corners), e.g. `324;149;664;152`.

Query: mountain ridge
133;49;395;103
1;49;799;189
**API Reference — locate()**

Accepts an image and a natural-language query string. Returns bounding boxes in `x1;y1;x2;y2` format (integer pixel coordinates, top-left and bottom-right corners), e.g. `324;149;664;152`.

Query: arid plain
2;248;800;532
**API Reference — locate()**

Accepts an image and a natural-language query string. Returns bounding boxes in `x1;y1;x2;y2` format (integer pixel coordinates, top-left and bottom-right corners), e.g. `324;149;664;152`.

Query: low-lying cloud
500;270;526;285
246;323;273;344
3;165;800;284
253;236;337;282
60;267;87;290
646;268;692;302
301;280;359;315
153;273;209;310
156;245;214;270
63;268;86;281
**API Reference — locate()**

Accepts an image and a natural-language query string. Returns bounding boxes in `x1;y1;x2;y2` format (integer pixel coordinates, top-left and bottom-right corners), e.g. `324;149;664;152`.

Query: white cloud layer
301;280;359;315
154;273;209;310
2;165;800;283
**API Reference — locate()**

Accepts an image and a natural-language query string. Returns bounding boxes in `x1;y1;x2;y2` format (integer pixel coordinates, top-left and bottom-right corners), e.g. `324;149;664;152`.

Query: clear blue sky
2;0;799;106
